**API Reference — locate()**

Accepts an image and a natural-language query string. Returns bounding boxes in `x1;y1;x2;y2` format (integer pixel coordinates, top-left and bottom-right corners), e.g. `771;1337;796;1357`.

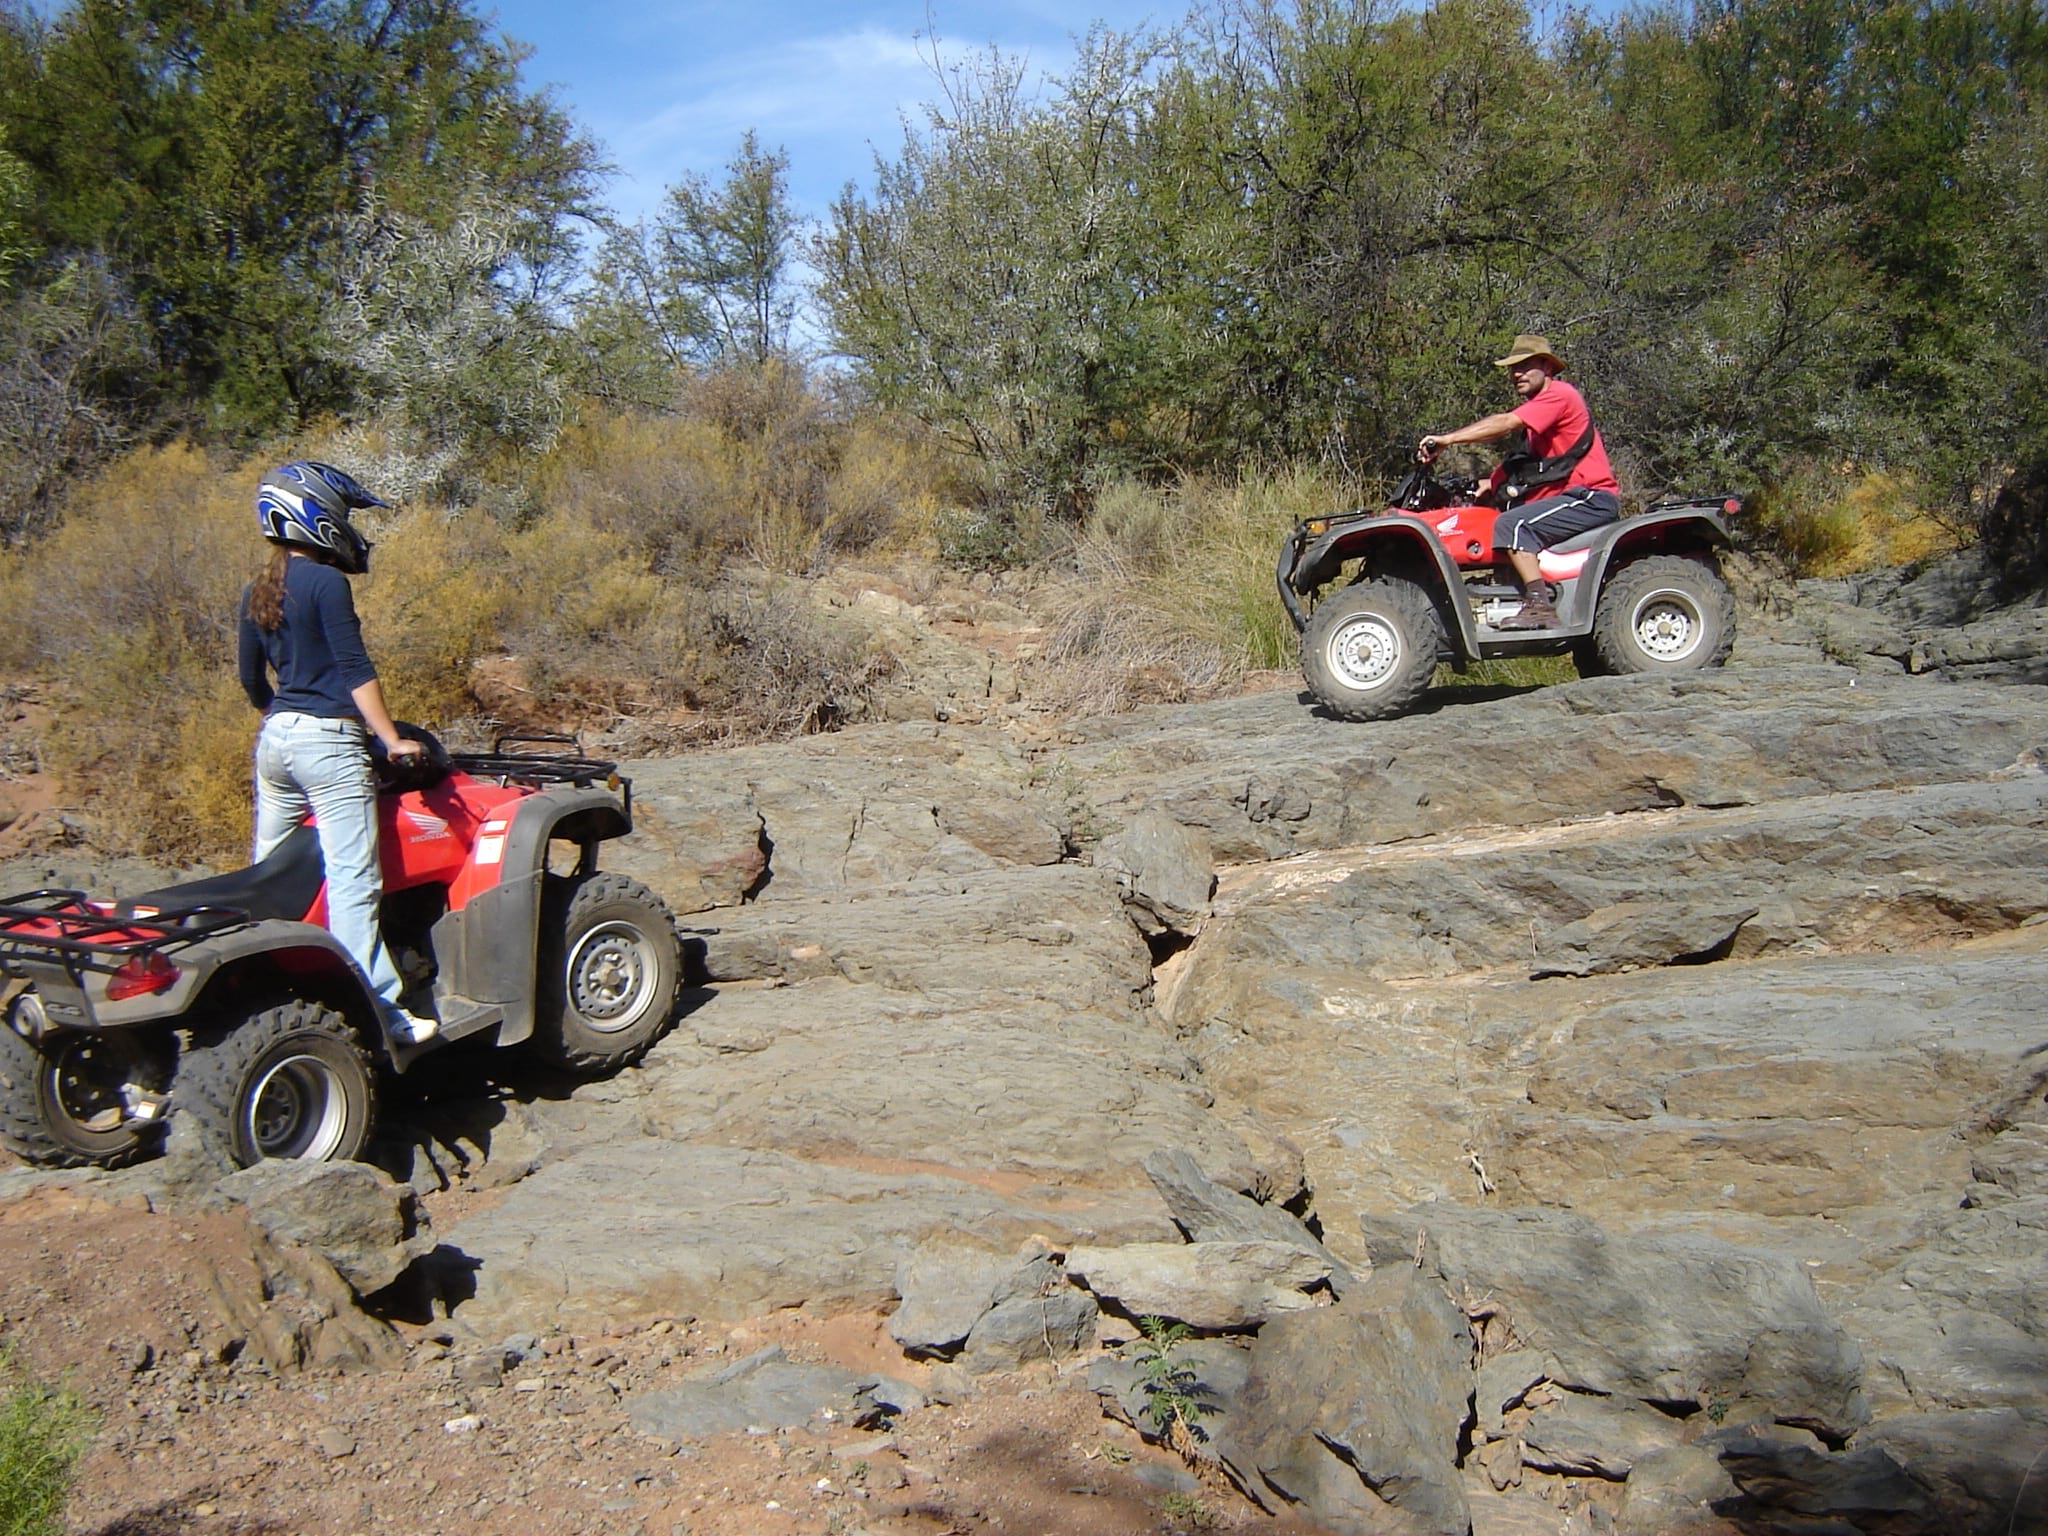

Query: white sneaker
387;1009;439;1045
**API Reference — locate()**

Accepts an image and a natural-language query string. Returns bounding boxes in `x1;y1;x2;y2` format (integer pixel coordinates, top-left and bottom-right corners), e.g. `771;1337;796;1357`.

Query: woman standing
237;461;433;1044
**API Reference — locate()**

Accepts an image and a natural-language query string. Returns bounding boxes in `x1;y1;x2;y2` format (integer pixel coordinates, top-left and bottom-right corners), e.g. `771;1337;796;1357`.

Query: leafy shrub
1980;458;2048;599
1133;1316;1209;1463
0;1343;94;1536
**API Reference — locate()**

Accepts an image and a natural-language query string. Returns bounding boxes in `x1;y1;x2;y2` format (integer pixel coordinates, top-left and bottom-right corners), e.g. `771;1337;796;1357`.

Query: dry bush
351;507;514;727
491;511;708;725
533;410;748;578
1030;465;1346;712
827;414;977;557
536;373;965;581
0;443;260;860
690;582;897;741
1750;467;1964;577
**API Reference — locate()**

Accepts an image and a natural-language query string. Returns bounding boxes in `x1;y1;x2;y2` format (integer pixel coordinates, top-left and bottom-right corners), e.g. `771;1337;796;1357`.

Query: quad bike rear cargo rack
0;890;249;974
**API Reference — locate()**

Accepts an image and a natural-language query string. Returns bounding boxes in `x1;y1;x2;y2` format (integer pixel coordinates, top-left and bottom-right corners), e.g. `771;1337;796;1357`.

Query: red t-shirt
1485;377;1618;502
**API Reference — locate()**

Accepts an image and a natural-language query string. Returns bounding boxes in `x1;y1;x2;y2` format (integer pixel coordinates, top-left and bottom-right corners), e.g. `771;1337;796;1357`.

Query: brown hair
248;545;292;631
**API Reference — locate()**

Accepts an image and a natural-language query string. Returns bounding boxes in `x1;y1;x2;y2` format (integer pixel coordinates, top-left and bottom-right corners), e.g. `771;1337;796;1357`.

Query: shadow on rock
83;1512;290;1536
1303;680;1545;722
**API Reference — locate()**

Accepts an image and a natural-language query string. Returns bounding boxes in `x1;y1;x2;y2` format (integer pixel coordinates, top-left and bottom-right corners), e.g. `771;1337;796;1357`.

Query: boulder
1519;1388;1688;1478
1616;1445;1743;1536
888;1238;1037;1356
1216;1266;1473;1536
1095;806;1215;937
1141;1149;1356;1294
961;1283;1097;1374
1718;1408;2048;1534
218;1159;433;1295
1359;1205;1870;1441
1064;1240;1331;1329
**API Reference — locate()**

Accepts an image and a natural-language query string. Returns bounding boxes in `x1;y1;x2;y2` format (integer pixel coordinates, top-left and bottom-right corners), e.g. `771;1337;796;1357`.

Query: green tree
1156;0;1595;468
571;131;803;408
817;26;1166;513
0;131;32;290
320;185;572;464
660;131;800;367
0;0;602;441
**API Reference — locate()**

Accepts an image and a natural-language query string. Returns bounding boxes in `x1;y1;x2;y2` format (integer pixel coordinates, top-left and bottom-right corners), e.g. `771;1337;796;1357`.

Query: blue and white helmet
255;460;387;574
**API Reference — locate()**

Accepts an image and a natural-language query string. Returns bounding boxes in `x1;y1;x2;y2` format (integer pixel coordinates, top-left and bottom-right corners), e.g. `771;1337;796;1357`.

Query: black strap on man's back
1499;420;1596;507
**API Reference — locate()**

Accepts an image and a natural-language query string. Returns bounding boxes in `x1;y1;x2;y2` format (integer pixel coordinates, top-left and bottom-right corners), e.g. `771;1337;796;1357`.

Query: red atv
1276;466;1743;720
0;732;685;1170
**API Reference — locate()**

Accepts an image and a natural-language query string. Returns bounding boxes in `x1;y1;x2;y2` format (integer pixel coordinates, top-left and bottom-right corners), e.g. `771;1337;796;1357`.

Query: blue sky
486;1;1172;230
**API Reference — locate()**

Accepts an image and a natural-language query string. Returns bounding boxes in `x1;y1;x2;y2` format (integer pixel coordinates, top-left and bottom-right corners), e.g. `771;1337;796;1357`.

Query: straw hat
1493;334;1565;370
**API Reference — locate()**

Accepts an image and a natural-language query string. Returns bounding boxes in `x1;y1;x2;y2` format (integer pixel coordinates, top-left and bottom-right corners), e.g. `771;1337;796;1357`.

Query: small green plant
1134;1316;1208;1460
1438;654;1579;692
1160;1489;1219;1529
1704;1398;1731;1424
0;1344;95;1536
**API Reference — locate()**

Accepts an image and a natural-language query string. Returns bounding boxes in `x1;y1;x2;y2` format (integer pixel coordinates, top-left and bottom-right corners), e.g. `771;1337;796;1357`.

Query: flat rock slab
1173;773;2048;991
622;724;1063;904
634;976;1274;1195
440;1143;1174;1338
1170;926;2048;1248
624;1344;924;1444
1051;667;2048;861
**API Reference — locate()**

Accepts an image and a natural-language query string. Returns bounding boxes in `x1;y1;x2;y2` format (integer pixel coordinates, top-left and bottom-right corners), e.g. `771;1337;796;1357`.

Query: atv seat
126;824;324;924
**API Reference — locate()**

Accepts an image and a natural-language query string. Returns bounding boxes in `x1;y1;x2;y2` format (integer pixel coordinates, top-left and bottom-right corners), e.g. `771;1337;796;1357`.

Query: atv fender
1280;513;1475;651
1568;506;1733;600
428;786;632;1047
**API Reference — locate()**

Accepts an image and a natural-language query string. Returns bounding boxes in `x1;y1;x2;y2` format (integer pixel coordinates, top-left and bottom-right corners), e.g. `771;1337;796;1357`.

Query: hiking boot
1496;584;1558;630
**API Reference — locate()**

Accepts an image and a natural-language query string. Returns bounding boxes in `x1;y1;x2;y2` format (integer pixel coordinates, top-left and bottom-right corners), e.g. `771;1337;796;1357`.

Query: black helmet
255;461;387;574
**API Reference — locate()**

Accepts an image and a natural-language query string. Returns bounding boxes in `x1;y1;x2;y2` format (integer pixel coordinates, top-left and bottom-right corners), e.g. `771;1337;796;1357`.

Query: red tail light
108;951;179;1000
1723;497;1744;517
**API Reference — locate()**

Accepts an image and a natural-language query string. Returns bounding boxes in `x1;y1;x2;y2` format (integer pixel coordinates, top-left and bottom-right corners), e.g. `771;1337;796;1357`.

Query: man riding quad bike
0;731;686;1170
1275;460;1742;721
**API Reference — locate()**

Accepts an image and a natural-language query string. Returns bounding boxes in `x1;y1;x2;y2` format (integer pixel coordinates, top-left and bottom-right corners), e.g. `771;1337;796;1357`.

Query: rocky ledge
7;602;2048;1535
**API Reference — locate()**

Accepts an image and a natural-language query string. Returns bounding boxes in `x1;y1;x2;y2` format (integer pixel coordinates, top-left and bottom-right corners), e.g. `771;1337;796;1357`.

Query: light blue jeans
254;712;404;1016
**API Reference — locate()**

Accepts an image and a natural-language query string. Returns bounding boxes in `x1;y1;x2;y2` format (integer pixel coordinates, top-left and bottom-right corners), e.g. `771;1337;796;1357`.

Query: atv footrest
430;993;505;1044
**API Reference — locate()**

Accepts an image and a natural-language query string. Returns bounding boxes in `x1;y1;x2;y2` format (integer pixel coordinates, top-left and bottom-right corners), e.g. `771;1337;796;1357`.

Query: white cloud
593;18;1104;226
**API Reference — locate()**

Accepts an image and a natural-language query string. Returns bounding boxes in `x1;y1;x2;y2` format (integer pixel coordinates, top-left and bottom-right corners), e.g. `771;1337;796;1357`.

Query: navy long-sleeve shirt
237;557;379;719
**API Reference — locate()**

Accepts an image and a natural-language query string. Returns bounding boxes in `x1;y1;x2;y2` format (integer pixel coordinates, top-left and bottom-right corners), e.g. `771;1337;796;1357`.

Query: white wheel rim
1326;613;1404;691
1631;588;1705;662
567;920;659;1033
247;1052;350;1160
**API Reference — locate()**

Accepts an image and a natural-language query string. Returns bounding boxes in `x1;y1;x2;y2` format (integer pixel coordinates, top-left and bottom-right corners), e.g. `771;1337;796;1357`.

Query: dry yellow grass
1757;469;1965;577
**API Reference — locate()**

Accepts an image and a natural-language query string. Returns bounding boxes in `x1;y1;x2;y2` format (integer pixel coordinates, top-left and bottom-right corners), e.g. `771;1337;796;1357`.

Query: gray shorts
1495;488;1621;552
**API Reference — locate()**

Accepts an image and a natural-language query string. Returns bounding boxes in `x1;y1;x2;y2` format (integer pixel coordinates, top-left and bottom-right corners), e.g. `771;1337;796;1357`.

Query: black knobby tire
1300;576;1443;721
178;1001;376;1168
0;1002;167;1168
532;872;684;1072
1591;554;1736;676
